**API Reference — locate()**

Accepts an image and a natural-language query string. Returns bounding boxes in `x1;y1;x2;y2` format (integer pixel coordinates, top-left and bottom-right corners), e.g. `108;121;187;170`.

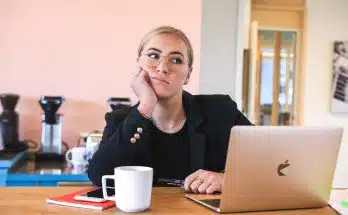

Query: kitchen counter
0;152;90;186
0;152;25;169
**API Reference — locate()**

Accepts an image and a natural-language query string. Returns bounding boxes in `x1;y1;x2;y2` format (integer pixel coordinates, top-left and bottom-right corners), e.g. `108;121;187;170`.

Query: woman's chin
152;87;175;99
153;90;172;99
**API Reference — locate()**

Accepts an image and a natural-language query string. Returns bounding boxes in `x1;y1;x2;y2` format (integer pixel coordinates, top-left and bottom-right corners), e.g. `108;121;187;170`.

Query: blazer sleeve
87;107;153;186
226;95;253;126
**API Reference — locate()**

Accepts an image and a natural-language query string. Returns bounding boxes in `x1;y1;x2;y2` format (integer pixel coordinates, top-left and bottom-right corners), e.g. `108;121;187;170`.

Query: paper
329;200;348;214
341;201;348;208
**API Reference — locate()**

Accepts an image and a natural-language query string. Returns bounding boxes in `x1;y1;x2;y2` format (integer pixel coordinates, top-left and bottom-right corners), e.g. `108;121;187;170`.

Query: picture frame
331;41;348;113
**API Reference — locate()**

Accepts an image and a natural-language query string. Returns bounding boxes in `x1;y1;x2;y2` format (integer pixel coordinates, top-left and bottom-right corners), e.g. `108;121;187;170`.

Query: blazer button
137;127;143;134
130;138;136;144
134;133;140;139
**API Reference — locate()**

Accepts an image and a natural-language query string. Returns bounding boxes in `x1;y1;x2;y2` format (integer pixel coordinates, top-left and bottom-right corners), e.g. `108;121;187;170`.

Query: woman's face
138;33;192;99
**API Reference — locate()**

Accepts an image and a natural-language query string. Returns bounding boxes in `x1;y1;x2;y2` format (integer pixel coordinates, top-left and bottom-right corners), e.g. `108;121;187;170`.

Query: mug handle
62;141;69;154
65;149;73;164
102;175;116;201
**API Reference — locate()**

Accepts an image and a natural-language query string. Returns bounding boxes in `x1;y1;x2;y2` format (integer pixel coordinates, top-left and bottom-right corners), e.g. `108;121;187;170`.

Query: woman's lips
151;77;169;84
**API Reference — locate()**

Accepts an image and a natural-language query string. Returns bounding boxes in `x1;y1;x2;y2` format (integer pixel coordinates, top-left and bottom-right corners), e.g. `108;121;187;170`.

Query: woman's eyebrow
146;47;184;57
169;51;184;57
146;47;162;53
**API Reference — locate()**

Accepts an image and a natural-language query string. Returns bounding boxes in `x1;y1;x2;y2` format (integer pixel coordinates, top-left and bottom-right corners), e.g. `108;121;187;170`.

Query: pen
157;178;185;187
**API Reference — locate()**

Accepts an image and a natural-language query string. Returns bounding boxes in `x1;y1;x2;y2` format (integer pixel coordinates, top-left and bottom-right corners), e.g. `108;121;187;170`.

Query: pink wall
0;0;201;149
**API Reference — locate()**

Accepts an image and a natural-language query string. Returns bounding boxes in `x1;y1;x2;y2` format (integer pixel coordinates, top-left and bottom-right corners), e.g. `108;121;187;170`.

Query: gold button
137;127;143;134
134;133;140;139
130;138;136;144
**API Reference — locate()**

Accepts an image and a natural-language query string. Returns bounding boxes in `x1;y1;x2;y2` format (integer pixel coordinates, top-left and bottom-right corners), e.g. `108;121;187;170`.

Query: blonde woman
88;26;252;194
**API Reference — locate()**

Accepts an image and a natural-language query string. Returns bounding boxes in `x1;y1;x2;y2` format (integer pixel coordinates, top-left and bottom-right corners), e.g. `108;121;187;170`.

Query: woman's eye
147;53;159;60
170;57;183;64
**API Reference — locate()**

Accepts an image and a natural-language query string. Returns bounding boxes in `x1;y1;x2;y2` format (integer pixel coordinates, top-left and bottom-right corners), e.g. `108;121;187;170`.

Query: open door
245;21;298;126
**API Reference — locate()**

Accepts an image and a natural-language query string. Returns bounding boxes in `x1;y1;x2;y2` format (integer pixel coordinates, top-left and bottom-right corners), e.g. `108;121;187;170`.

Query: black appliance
0;93;28;152
107;97;131;111
36;96;67;161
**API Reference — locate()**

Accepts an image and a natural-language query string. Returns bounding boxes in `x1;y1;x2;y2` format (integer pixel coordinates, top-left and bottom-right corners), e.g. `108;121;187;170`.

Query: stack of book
46;187;115;210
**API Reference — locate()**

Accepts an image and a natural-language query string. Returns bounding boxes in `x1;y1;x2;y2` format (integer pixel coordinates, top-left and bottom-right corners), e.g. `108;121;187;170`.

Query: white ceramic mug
65;147;87;166
71;164;87;174
102;166;153;212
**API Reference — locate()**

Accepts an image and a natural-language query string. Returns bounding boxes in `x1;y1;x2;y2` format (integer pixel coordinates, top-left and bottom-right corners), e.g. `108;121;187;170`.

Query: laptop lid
218;126;343;213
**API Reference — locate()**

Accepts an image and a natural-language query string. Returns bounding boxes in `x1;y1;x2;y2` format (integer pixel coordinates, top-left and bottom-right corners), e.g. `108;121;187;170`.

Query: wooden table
0;187;345;214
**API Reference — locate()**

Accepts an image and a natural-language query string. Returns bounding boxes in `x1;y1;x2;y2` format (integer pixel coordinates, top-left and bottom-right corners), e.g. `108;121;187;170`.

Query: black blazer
87;91;252;186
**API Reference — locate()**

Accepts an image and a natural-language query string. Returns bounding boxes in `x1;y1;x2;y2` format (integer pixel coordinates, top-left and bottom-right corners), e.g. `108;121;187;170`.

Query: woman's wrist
137;104;154;120
139;111;152;120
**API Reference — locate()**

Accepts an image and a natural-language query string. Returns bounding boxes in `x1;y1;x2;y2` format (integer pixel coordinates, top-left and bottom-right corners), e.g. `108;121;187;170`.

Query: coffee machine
37;96;67;161
107;97;131;111
0;119;4;151
0;93;29;153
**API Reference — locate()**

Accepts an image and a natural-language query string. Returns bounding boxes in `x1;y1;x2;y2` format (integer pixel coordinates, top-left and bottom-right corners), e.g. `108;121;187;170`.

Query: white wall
200;0;246;107
304;0;348;188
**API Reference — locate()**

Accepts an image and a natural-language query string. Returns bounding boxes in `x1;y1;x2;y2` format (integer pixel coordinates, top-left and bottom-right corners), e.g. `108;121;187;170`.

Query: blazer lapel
182;91;206;172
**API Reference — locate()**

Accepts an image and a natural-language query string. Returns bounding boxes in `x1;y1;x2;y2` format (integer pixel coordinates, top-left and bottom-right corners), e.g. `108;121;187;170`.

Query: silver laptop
186;126;343;213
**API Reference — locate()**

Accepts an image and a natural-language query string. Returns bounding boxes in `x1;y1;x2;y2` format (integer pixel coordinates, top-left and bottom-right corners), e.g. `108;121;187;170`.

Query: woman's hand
184;169;224;194
131;67;157;117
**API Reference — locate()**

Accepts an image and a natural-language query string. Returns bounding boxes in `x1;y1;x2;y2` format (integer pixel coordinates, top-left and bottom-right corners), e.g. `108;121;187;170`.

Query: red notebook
46;187;115;210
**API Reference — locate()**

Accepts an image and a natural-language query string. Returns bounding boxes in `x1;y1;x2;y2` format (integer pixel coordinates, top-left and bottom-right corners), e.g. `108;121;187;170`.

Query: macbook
185;126;343;213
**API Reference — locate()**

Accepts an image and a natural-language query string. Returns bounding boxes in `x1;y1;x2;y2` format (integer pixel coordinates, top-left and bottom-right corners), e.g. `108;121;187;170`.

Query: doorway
256;30;297;126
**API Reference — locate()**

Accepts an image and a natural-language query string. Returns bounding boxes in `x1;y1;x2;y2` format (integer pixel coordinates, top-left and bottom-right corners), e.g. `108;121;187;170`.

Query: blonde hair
138;26;194;68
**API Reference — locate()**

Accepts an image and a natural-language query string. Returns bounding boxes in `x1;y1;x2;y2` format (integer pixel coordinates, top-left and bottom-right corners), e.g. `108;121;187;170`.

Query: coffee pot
36;96;68;161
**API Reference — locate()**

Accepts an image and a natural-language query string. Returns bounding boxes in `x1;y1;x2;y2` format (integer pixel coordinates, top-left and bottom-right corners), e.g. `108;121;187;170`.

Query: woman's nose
156;59;169;75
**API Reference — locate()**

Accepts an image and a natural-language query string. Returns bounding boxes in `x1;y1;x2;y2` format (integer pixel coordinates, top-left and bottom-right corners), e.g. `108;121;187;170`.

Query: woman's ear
184;68;193;85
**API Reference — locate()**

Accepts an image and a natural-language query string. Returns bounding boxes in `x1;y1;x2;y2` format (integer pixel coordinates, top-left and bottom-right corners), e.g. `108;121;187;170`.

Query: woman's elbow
87;161;102;186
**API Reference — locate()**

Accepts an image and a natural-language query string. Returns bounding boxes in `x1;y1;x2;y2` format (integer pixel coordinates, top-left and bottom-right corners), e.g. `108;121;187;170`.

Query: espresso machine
0;93;29;153
107;97;131;111
0;118;4;151
37;96;66;161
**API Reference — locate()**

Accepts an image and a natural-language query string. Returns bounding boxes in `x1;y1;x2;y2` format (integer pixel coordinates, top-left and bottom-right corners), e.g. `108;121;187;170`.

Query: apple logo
277;160;290;176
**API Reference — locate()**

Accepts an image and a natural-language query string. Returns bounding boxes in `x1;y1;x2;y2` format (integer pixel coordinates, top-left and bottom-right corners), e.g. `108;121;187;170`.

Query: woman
87;26;252;194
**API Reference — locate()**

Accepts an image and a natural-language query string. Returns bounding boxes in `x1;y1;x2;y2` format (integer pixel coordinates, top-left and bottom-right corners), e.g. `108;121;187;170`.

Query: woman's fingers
206;183;220;194
198;180;212;194
134;66;142;77
184;170;224;194
131;67;142;86
131;65;158;115
184;169;201;191
190;178;204;194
